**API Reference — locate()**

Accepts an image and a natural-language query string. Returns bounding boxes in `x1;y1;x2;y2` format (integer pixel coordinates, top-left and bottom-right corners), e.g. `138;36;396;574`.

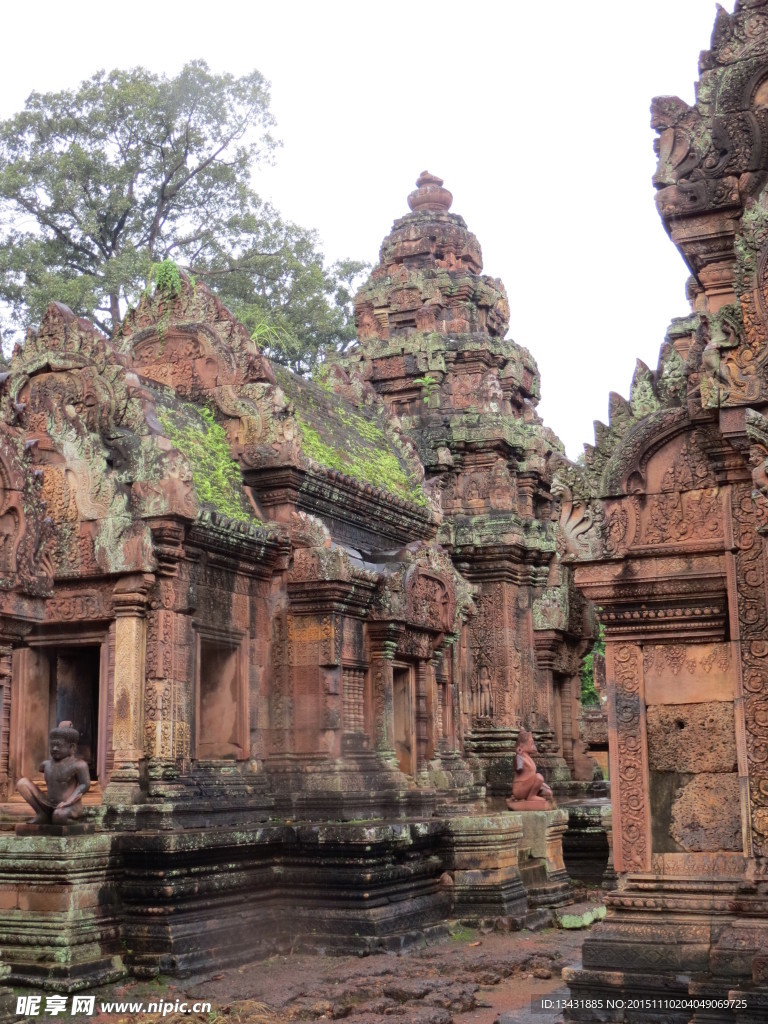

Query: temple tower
346;172;596;792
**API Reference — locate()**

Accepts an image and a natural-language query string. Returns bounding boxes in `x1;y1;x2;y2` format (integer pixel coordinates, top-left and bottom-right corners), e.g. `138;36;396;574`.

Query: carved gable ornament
118;278;274;396
405;566;454;633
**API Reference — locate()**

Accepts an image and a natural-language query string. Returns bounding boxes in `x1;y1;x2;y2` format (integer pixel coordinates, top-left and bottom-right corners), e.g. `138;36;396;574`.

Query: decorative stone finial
407;171;453;213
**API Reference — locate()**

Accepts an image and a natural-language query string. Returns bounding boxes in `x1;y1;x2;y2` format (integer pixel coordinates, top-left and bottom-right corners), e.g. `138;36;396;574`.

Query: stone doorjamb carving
606;642;651;873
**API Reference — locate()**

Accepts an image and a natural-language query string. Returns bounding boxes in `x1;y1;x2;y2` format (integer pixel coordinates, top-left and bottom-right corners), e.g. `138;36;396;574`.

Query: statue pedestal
506;798;552;811
518;808;571;908
14;823;95;837
0;833;125;991
446;811;528;923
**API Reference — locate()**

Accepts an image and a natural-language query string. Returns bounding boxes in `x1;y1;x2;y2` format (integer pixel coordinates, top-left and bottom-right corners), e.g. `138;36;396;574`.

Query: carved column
145;522;191;779
517;474;536;518
368;623;402;765
104;573;153;804
415;657;433;772
0;632;18;798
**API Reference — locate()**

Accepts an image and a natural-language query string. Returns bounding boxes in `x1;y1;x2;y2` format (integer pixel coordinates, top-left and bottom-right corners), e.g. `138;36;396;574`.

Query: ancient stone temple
561;2;768;1019
0;172;597;988
344;171;596;792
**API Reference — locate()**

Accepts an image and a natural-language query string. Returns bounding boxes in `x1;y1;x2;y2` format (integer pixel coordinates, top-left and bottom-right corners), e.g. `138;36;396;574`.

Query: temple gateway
2;3;768;1019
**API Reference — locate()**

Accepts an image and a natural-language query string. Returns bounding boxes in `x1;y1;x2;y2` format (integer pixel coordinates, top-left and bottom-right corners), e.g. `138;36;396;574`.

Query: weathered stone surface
563;1;768;1017
0;833;125;991
646;701;737;773
669;772;742;852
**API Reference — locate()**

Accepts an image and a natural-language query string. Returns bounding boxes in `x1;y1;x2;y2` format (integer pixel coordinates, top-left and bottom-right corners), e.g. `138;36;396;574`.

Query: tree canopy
0;62;365;372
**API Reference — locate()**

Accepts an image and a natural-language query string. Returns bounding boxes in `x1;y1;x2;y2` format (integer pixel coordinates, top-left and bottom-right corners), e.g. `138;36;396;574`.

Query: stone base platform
0;833;125;991
564;865;768;1023
518;808;571;908
119;820;456;975
446;811;528;923
0;802;576;990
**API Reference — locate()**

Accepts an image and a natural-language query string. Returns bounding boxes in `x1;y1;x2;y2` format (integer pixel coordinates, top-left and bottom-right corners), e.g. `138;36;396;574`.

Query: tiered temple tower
345;171;597;793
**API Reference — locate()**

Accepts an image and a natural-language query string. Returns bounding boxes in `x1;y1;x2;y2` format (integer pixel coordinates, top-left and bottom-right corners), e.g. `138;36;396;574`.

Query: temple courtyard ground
60;911;598;1024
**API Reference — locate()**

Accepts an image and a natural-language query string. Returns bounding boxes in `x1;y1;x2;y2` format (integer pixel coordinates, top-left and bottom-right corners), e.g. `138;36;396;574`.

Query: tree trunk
109;293;121;336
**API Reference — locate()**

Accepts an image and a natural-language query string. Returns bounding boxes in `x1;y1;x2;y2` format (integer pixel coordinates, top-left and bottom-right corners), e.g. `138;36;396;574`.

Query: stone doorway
11;638;107;789
393;664;415;775
50;647;100;779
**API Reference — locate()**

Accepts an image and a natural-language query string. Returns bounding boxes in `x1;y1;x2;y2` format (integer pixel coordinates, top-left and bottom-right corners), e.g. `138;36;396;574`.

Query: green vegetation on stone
157;403;254;523
147;259;183;298
580;624;604;706
296;409;427;507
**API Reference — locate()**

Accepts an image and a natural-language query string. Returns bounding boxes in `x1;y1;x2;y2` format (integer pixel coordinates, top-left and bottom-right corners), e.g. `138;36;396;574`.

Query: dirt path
69;925;587;1024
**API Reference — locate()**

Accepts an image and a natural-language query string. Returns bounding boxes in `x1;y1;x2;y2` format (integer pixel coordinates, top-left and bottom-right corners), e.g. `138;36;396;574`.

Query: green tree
0;62;364;370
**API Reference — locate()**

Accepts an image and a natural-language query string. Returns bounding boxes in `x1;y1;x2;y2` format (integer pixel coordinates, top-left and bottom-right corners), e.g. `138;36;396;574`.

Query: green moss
273;364;427;507
312;363;335;393
581;625;604;707
296;412;426;507
157;404;254;522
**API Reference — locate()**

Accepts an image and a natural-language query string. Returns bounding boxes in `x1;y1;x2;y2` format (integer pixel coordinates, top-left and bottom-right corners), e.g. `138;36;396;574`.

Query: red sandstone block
0;888;18;910
18;889;72;913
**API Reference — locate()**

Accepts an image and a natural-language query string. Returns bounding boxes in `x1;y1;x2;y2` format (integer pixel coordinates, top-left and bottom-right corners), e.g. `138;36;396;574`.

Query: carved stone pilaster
415;658;432;773
606;642;651;873
104;573;153;805
368;623;402;762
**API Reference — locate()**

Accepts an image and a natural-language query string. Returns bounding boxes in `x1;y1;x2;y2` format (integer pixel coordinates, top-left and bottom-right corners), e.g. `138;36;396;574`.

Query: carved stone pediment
405;567;454;633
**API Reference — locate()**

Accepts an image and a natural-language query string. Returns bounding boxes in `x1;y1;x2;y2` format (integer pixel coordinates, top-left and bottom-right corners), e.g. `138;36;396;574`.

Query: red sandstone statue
506;729;554;811
16;721;90;825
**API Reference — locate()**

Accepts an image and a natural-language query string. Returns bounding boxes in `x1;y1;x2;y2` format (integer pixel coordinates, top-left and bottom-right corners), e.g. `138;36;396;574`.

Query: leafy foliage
0;62;365;371
580;624;605;706
147;259;183;298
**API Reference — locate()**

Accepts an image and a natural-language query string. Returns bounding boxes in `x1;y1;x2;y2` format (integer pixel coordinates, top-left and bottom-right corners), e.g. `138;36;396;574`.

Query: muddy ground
66;920;590;1024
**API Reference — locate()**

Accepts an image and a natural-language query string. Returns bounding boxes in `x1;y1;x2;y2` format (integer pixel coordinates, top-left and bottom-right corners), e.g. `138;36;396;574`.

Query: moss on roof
155;398;256;523
272;366;426;507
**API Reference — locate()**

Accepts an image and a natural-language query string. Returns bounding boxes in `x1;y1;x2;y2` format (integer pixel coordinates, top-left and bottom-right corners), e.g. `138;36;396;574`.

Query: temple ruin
0;167;601;989
9;4;768;1012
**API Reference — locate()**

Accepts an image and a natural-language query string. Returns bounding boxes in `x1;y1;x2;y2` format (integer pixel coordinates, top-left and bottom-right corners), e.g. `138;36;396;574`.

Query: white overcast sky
1;1;735;458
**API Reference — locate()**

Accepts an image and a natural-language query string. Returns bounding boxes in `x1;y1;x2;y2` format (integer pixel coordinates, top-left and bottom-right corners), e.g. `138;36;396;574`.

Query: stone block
669;772;742;852
646;702;736;773
445;811;527;921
